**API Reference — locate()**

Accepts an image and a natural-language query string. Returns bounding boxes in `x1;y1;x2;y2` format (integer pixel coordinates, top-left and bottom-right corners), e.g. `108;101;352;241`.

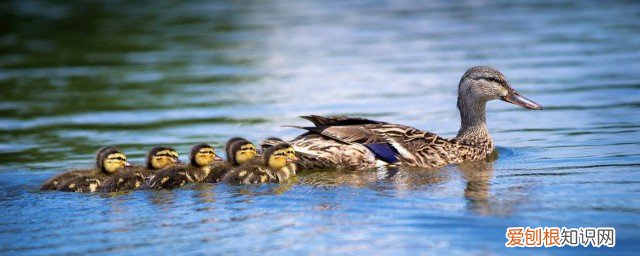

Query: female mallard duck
204;138;259;183
285;66;543;170
40;146;121;190
146;144;223;189
99;146;181;192
222;142;297;184
51;147;131;192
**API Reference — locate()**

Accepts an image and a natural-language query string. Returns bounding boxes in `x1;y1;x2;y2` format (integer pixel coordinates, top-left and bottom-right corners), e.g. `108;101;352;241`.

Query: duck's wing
203;162;231;183
300;115;386;126
40;169;91;190
146;165;193;189
222;164;273;185
100;167;148;192
56;170;105;193
368;124;460;167
296;123;458;167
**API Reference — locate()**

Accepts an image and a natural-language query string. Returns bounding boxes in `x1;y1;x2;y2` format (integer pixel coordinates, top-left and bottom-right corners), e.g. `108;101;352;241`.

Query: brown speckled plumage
287;66;541;170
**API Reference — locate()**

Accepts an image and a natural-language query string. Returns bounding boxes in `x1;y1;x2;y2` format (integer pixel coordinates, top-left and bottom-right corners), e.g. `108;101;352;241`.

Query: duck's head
260;137;284;152
260;137;298;163
263;143;294;170
96;146;131;174
147;146;181;170
283;145;298;163
458;66;542;110
225;137;248;159
228;139;258;165
190;143;223;167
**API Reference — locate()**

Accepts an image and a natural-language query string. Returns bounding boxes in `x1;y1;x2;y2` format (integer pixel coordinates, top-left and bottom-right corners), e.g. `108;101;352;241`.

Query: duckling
225;137;249;159
222;142;296;184
99;146;181;192
55;147;131;192
146;144;223;189
204;138;259;183
260;137;298;176
40;146;119;190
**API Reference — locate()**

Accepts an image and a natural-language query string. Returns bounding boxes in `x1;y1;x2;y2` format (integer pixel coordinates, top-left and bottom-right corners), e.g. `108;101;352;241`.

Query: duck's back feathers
203;161;233;183
146;164;211;189
291;133;377;170
40;169;91;190
291;115;490;169
56;169;106;192
300;115;385;126
222;163;274;185
100;166;151;192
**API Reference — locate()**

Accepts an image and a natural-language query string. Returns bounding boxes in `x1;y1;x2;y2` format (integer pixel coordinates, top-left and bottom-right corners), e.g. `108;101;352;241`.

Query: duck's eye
199;150;214;155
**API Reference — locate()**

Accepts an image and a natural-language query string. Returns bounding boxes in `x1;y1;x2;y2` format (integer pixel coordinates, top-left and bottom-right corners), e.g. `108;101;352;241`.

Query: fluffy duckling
41;146;119;190
146;144;223;189
100;146;181;192
261;137;298;176
222;142;297;184
204;138;259;183
225;137;250;159
55;147;131;192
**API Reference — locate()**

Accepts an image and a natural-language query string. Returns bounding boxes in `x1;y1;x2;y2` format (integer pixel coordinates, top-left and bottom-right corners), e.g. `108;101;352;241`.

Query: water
1;0;639;254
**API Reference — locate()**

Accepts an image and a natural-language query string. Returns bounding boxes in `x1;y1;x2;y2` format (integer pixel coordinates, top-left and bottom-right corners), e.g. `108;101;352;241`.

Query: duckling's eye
157;153;179;159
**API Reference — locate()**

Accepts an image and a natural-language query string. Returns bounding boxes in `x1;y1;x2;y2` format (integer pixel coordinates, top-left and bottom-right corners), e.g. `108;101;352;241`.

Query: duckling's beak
501;88;543;110
125;162;133;167
291;156;299;162
214;156;223;161
286;158;294;163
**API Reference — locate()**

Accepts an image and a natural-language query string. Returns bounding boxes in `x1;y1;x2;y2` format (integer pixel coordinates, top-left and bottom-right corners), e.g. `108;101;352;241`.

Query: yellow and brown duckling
41;146;118;190
100;146;181;192
222;142;297;185
261;137;298;176
204;138;259;183
50;147;131;192
146;144;223;189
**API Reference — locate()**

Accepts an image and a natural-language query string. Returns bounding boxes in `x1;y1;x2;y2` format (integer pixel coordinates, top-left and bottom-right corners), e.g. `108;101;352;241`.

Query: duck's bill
501;90;543;110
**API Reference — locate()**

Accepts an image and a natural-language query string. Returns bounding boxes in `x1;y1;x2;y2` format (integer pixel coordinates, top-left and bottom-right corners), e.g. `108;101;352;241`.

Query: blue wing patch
365;143;399;164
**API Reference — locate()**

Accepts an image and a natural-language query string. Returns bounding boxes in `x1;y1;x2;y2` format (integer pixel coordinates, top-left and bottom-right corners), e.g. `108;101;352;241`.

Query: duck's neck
455;97;492;144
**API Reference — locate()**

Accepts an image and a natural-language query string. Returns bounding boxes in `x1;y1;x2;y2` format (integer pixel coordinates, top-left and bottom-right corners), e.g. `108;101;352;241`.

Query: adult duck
286;66;542;170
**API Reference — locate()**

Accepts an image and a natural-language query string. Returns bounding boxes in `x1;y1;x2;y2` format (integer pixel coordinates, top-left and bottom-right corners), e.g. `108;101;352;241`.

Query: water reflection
458;155;497;216
297;150;525;216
